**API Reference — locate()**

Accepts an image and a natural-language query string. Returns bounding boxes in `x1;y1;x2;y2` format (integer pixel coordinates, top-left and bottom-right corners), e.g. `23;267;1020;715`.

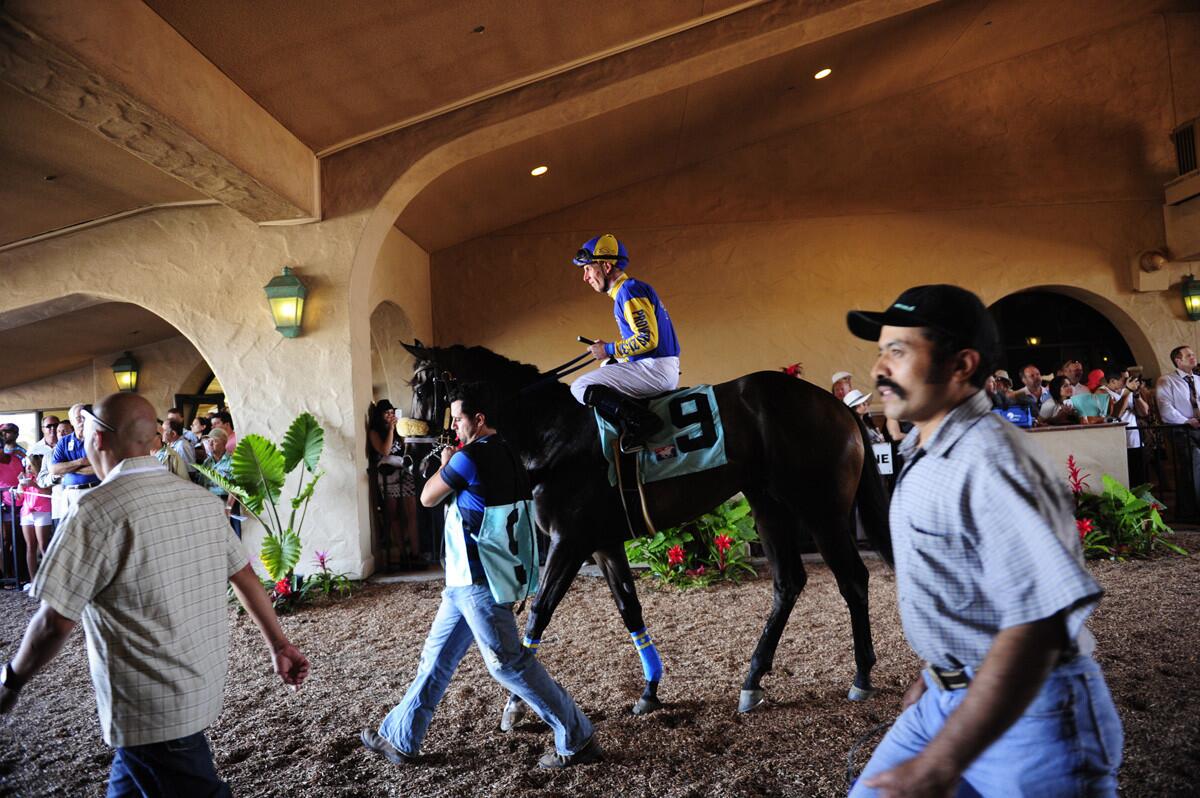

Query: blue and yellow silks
603;273;680;362
630;627;663;682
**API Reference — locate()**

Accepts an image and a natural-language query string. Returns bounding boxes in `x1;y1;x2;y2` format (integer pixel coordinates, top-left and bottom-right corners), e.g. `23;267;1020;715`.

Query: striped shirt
892;390;1101;670
31;456;248;747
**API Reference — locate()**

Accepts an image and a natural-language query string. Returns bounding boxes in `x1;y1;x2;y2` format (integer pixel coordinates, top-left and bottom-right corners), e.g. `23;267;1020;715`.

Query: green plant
1067;456;1187;560
196;413;324;583
625;495;760;588
301;550;354;599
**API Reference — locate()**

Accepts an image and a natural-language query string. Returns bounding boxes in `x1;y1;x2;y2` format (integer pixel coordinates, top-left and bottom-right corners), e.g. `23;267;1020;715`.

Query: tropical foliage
196;412;325;583
625;495;760;587
1066;455;1188;560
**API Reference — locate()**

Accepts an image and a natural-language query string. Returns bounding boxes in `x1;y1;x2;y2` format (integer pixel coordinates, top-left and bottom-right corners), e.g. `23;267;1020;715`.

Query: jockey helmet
572;233;628;269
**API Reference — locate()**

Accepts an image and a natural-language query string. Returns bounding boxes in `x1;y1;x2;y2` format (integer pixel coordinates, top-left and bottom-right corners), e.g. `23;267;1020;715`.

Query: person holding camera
1102;368;1148;485
368;399;420;567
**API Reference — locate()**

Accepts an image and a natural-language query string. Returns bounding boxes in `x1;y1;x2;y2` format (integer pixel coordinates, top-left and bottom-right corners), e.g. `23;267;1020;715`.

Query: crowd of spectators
831;344;1200;499
1;405;243;592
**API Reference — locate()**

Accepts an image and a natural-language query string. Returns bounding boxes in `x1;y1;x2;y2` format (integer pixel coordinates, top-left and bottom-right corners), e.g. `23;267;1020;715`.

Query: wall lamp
1183;274;1200;321
111;351;140;392
264;266;308;337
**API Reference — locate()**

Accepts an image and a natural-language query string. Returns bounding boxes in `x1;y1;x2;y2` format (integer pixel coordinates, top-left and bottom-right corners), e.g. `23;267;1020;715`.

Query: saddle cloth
594;385;728;486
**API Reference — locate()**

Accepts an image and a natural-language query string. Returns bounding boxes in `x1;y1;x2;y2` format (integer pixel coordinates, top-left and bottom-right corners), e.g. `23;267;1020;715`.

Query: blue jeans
850;656;1122;797
379;583;592;756
106;731;230;798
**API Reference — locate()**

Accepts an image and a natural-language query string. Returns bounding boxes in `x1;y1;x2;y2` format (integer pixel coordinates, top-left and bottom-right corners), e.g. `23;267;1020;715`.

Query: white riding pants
569;357;680;403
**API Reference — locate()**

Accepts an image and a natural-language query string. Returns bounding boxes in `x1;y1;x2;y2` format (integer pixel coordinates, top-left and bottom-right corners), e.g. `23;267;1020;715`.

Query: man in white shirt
1155;346;1200;501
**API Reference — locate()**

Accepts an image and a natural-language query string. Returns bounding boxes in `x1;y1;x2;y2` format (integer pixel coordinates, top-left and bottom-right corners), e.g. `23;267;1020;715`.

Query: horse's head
402;340;452;430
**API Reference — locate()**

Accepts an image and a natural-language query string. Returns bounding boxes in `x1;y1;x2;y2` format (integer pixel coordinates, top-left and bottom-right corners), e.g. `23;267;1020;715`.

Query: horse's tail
853;418;893;566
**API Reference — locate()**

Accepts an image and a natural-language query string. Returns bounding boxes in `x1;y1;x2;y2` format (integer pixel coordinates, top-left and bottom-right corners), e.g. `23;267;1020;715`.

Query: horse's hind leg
500;533;586;732
739;490;807;713
814;512;878;701
594;542;663;715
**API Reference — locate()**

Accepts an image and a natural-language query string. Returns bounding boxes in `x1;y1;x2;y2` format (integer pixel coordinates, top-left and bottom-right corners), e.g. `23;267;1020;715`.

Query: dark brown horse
403;342;891;720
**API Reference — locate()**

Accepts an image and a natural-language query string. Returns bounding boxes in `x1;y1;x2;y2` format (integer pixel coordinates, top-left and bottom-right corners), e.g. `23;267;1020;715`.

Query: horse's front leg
593;542;663;715
499;532;585;732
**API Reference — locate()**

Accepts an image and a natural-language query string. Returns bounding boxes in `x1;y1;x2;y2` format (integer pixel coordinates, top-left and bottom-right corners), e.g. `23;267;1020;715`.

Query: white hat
843;389;872;408
831;371;852;384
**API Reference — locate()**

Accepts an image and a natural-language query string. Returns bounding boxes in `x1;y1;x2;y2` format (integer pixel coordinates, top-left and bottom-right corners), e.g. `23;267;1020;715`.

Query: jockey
572;233;681;443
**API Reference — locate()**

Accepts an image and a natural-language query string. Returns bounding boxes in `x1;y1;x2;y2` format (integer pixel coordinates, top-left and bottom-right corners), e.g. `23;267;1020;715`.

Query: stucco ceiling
395;0;1193;252
145;0;752;154
0;84;204;247
0;302;182;391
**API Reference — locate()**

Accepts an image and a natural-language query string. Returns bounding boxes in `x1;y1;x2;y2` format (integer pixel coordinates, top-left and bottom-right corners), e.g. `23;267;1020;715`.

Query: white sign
873;442;894;475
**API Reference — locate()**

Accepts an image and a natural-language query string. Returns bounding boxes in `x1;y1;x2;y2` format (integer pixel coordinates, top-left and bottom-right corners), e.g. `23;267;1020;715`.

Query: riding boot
583;385;664;445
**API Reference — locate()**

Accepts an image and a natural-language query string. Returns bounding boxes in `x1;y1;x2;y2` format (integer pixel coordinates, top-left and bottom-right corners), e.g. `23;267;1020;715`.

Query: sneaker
537;738;603;769
360;729;415;765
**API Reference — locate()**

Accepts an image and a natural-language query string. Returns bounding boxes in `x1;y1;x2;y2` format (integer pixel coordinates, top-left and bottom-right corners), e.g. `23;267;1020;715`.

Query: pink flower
714;534;734;554
274;578;292;597
667;545;685;567
314;550;330;571
1076;518;1094;540
685;565;706;577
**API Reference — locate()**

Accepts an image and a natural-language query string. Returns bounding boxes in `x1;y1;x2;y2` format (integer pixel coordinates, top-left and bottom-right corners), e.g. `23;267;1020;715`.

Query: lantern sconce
1025;336;1040;347
1183;274;1200;321
264;266;308;337
111;351;140;392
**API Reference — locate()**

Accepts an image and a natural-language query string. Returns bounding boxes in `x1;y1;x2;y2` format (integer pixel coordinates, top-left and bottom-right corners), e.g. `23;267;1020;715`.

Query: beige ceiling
145;0;749;154
0;303;182;390
0;84;204;247
395;0;1191;252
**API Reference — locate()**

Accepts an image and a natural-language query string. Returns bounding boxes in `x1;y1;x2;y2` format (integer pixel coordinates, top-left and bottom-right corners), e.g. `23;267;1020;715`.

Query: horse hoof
847;685;877;702
737;689;765;713
500;697;527;732
632;697;663;716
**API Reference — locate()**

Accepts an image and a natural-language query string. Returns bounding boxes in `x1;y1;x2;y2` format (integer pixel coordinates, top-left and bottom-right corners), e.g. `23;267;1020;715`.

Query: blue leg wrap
630;628;663;682
521;635;540;651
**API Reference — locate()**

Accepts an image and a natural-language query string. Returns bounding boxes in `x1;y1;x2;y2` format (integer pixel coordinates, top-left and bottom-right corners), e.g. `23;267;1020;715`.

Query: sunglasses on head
80;407;116;433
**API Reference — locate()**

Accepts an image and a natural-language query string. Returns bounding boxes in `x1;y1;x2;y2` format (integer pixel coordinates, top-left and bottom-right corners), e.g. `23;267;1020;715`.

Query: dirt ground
1;533;1198;798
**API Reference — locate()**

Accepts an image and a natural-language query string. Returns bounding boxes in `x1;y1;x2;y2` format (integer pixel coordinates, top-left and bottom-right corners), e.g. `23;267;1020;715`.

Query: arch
988;285;1157;379
369;300;416;407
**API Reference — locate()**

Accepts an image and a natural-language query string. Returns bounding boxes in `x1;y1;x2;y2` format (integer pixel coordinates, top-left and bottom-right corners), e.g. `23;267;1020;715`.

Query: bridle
406;346;599;477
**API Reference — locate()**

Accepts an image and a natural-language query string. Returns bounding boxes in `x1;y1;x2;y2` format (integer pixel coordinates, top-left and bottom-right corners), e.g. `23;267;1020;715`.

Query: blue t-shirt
51;433;99;488
440;436;528;584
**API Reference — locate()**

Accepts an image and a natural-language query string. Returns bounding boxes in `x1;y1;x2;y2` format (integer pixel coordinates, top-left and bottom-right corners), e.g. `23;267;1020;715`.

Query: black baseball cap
847;284;1000;358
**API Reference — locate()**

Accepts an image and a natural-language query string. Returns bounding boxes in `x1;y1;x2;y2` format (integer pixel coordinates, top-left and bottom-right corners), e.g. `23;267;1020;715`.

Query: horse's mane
432;344;544;388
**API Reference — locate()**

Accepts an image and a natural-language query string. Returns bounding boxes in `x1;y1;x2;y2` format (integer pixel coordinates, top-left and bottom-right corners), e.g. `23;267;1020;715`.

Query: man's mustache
875;378;907;399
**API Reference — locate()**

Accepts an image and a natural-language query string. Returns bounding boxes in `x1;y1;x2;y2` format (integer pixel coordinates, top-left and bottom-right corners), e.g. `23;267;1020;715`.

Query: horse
402;341;892;721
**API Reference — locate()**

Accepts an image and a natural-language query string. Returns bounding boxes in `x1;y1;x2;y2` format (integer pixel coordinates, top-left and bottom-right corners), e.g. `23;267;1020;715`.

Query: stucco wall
428;16;1197;392
0;204;380;578
0;334;208;416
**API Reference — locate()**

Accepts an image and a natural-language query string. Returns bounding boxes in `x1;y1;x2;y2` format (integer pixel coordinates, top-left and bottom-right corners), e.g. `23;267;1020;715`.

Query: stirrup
618;433;645;455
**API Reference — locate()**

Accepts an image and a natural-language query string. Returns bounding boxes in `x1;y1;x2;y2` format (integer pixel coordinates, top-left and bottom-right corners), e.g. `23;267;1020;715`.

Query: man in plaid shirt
846;285;1122;798
1;393;309;796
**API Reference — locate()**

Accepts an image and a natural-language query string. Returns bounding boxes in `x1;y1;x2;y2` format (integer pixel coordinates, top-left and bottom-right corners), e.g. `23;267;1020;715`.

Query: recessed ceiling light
814;68;832;80
530;165;549;176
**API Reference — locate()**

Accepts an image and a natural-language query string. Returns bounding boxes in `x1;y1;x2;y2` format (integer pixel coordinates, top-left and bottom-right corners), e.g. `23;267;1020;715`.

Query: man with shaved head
1;393;309;796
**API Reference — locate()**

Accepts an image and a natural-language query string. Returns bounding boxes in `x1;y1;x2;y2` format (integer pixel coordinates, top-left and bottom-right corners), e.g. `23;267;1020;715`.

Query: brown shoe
537;738;603;769
360;729;415;765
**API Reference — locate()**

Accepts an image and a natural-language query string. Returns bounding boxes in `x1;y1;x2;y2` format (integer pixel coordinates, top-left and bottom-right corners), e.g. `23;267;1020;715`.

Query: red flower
781;362;804;378
667;545;685;566
274;578;292;597
1066;456;1090;495
1076;518;1094;540
714;534;734;553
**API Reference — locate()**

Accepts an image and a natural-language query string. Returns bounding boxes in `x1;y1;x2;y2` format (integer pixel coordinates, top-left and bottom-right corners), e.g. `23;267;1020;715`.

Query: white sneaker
21;583;32;594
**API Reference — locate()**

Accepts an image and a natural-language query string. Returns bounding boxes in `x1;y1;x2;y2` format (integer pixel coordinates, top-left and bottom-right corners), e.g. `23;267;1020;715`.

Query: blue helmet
572;233;628;269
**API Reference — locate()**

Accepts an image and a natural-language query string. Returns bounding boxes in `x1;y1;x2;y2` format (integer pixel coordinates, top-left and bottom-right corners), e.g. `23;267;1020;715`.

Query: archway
988;286;1156;380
